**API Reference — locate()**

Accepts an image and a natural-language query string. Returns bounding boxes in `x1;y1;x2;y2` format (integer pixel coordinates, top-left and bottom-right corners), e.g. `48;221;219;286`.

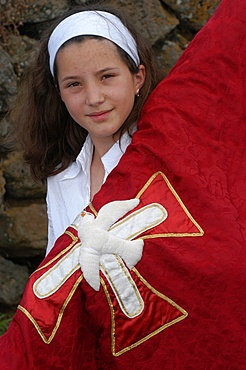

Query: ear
134;64;146;94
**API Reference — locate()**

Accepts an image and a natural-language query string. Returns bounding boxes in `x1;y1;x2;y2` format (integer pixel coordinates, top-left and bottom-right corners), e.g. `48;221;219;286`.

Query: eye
68;81;80;87
102;74;114;80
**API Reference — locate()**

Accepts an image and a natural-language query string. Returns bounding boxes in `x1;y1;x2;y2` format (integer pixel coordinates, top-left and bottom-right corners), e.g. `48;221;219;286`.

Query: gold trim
102;267;188;357
24;171;198;347
90;171;204;238
92;171;198;356
34;231;79;274
141;231;203;239
64;229;78;241
136;171;204;236
109;203;167;240
34;257;80;298
18;275;83;344
88;202;98;216
133;267;188;317
100;255;143;317
101;277;117;356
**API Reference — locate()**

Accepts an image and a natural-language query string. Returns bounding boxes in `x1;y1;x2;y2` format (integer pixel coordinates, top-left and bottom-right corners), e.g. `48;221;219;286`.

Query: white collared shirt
46;133;132;254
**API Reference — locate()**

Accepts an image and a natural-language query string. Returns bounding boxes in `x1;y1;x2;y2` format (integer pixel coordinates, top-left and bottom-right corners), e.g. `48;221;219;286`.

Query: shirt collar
61;131;132;181
102;132;132;178
61;135;93;180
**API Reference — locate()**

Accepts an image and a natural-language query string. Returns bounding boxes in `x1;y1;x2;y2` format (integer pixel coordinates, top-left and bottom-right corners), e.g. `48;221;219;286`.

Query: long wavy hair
10;3;163;182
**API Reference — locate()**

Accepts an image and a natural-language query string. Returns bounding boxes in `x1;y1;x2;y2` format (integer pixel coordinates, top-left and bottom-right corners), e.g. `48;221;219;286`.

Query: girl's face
56;38;145;154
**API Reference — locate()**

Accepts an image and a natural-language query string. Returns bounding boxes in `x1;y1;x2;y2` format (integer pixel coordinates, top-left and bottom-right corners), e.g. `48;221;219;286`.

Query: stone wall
0;0;220;306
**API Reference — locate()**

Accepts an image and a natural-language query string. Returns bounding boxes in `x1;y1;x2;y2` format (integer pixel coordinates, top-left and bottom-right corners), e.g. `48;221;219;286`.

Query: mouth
87;109;113;121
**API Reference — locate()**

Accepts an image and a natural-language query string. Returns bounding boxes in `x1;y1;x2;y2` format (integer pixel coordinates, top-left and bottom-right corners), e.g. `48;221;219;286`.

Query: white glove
78;199;144;291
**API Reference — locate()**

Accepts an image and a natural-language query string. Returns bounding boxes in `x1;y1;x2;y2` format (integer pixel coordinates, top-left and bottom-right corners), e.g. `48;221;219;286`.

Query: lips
87;109;113;121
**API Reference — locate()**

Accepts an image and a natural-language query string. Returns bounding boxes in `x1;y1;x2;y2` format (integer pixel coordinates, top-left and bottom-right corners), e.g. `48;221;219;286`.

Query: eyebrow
60;67;120;83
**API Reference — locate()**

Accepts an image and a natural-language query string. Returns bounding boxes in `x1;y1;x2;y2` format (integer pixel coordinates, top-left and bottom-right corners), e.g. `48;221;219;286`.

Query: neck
90;148;105;200
90;133;120;158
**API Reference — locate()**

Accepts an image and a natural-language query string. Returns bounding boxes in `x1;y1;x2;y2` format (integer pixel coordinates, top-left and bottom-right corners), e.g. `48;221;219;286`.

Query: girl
11;4;162;253
3;0;246;369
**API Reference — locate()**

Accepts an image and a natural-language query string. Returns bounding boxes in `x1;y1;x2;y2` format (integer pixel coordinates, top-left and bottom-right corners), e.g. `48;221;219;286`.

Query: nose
85;82;105;107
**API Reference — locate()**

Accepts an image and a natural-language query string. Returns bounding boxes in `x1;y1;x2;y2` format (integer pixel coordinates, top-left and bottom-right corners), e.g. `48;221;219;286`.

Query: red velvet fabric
1;0;246;368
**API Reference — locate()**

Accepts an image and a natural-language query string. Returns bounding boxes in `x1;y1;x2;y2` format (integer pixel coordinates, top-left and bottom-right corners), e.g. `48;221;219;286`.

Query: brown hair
10;3;163;182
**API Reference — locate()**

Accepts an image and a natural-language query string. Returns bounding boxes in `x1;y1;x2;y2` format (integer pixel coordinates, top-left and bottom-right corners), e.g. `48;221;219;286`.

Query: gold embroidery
101;267;188;357
34;231;79;274
33;252;80;298
90;171;204;239
92;171;200;356
100;255;143;317
88;202;98;216
136;171;204;237
100;278;116;355
109;203;167;240
25;171;199;351
64;229;78;241
18;275;83;344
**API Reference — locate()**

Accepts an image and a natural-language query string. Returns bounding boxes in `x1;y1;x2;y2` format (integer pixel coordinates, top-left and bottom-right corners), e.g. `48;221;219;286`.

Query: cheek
119;86;136;111
113;81;136;106
60;93;82;113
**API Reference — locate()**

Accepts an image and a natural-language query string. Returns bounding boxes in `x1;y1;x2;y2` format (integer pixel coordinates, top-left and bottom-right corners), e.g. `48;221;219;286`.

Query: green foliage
0;314;12;336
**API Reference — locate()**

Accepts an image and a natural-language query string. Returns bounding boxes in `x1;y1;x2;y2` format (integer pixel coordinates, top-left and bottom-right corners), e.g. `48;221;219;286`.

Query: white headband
48;10;140;77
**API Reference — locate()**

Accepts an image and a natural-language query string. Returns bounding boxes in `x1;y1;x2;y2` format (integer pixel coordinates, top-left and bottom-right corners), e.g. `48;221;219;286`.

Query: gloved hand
78;199;144;291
